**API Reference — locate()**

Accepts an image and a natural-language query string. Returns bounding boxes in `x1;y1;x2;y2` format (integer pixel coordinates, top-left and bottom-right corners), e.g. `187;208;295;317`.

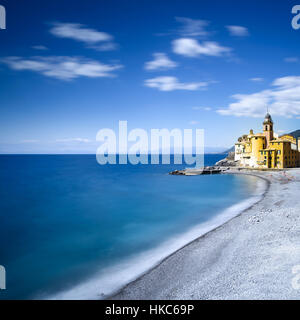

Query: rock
227;152;235;160
215;156;240;167
169;170;185;175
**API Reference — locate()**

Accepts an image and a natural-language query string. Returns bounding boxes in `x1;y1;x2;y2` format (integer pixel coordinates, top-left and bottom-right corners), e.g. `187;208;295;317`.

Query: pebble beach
111;168;300;300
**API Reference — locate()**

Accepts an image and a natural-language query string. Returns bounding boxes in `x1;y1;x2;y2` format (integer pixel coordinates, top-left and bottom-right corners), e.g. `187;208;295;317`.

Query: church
234;113;300;169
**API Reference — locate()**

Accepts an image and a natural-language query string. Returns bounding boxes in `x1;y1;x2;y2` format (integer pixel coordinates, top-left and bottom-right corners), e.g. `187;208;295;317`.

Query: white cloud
250;77;264;82
217;76;300;118
172;38;231;57
2;56;122;80
49;23;116;51
56;138;91;143
188;120;199;125
192;106;212;111
144;53;177;70
91;42;117;51
226;25;249;37
144;76;209;91
32;45;48;51
284;57;299;63
175;17;210;37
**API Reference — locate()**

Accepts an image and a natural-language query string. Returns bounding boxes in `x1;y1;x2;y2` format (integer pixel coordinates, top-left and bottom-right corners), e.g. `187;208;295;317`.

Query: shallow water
0;154;265;299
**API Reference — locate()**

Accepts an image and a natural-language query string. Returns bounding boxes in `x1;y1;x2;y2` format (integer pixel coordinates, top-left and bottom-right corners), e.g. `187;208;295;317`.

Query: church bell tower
263;112;273;148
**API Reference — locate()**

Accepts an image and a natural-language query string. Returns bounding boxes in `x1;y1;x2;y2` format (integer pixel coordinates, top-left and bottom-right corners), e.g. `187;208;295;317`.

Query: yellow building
234;113;300;169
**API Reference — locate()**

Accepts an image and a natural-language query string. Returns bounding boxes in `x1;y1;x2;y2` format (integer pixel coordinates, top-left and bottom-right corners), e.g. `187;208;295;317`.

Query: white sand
111;168;300;300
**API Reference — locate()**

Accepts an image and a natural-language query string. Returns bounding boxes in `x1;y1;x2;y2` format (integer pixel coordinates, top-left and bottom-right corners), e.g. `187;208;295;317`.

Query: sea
0;154;266;300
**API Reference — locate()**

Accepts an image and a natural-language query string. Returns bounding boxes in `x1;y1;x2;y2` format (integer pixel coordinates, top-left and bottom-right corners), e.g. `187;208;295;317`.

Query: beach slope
111;169;300;300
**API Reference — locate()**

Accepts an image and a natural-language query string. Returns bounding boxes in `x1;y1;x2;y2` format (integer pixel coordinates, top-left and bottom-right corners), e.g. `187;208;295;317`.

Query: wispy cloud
277;129;287;134
32;45;48;51
175;17;210;37
226;25;249;37
192;106;212;111
1;56;123;80
172;38;231;57
188;120;199;125
284;57;299;63
217;76;300;118
144;76;209;91
250;77;264;82
49;22;117;51
56;138;91;143
20;139;40;143
144;53;177;70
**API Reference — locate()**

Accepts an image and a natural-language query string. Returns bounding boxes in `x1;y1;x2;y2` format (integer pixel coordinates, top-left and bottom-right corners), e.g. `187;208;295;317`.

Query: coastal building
234;113;300;169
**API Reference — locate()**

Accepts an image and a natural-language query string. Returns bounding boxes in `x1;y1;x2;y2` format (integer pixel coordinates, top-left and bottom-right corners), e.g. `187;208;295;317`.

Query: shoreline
110;168;300;300
49;171;266;300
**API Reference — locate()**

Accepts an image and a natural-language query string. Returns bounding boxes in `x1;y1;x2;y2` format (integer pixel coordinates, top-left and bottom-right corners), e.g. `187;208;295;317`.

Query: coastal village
234;113;300;169
170;113;300;175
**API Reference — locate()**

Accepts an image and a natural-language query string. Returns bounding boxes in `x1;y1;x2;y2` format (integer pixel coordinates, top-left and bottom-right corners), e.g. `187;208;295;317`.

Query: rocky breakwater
169;166;225;176
169;152;239;176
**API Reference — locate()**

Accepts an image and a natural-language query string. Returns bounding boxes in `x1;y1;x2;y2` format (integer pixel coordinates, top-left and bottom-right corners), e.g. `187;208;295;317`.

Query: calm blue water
0;154;264;300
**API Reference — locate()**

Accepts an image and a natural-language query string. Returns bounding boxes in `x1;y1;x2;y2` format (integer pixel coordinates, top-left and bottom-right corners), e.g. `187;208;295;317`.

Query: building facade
235;113;300;169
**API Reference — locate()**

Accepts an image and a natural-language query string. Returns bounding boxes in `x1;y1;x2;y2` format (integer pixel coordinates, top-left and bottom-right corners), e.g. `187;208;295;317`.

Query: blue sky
0;0;300;153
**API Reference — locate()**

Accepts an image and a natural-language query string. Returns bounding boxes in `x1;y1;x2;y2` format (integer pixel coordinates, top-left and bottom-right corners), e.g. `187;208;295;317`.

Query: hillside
223;146;235;154
289;129;300;139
